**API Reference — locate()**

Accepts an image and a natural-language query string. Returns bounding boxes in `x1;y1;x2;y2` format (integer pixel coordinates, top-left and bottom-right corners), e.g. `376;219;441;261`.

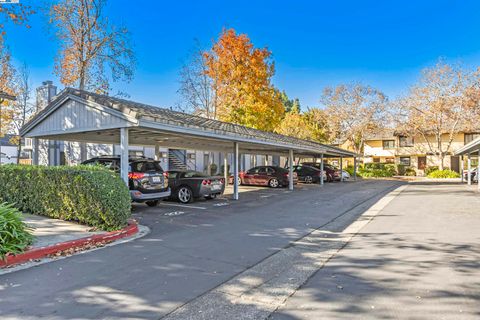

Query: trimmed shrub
360;163;395;178
0;203;33;259
0;165;131;231
405;167;417;176
396;164;406;175
427;169;460;179
425;166;439;175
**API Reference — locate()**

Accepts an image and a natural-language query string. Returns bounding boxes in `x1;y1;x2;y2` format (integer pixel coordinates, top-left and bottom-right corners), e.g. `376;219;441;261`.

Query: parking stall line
159;203;208;210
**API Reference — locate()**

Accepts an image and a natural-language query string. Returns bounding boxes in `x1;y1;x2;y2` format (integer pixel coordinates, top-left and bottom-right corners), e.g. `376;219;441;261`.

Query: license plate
211;184;221;190
152;176;161;183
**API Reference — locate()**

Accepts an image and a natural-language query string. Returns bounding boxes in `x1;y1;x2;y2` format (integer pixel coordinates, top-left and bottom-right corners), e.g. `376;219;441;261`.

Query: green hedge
427;169;460;179
360;163;396;177
0;203;33;259
0;165;131;231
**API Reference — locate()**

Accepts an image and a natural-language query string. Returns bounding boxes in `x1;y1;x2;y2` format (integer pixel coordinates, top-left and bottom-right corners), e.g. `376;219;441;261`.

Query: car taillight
220;178;225;184
163;172;168;177
128;172;145;180
202;179;212;185
284;173;289;177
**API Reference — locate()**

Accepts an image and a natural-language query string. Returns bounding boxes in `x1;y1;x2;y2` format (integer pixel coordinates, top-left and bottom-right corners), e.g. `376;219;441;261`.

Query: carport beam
223;153;228;186
288;149;294;191
340;157;343;182
460;155;464;183
353;157;357;181
233;142;239;200
320;153;324;186
478;150;480;190
467;154;472;186
120;128;129;186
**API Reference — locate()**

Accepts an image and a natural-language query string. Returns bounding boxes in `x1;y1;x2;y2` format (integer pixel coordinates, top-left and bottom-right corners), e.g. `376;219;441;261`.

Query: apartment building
363;130;480;174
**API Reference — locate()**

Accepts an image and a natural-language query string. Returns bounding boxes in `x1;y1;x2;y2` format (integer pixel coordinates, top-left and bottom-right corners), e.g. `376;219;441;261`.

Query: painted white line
159;202;207;210
164;211;185;216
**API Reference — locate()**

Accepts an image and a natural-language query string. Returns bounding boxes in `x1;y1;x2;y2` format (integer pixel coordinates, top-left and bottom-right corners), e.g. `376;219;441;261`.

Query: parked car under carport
167;170;225;203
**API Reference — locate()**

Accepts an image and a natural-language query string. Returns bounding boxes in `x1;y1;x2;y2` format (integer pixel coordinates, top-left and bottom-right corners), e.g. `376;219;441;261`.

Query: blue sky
7;0;480;108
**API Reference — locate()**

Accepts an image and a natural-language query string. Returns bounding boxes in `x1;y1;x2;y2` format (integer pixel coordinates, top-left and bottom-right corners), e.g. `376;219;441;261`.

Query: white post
351;157;356;180
478;150;480;190
233;142;239;200
288;149;294;191
340;156;343;182
467;154;472;186
120;128;129;186
155;145;160;161
32;138;39;165
224;152;228;186
460;155;464;183
320;153;324;186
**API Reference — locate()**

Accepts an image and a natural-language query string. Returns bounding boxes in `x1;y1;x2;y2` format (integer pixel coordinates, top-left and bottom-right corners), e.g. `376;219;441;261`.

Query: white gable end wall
28;99;130;137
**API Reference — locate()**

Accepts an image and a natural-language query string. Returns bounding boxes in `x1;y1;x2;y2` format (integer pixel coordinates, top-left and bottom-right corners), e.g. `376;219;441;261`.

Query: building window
399;157;411;166
382;140;395;149
385;157;395;163
159;152;167;159
399;136;414;147
129;150;144;158
464;133;480;144
373;157;380;163
187;153;196;160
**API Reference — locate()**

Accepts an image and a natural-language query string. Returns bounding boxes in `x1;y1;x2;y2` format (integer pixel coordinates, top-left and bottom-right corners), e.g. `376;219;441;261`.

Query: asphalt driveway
0;180;400;319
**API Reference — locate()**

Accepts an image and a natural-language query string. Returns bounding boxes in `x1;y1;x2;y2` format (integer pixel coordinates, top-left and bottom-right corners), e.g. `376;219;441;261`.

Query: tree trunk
439;154;445;170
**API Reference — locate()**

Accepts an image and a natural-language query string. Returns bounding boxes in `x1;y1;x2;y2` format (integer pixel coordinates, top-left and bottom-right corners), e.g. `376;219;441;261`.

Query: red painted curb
1;220;139;268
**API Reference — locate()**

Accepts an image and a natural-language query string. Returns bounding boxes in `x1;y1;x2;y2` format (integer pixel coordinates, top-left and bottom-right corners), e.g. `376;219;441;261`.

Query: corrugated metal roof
22;88;357;157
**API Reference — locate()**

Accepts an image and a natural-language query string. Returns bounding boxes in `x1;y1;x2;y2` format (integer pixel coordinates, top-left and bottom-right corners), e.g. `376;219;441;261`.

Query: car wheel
146;200;159;207
269;178;280;188
177;186;193;204
327;175;333;183
304;175;313;184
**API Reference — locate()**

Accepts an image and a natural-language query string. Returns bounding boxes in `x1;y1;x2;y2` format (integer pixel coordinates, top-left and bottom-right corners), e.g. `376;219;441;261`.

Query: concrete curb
0;219;139;268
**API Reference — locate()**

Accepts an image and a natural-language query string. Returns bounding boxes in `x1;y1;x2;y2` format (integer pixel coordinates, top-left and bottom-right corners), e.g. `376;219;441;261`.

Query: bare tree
178;41;217;119
49;0;135;93
395;60;480;169
10;63;34;163
321;84;388;155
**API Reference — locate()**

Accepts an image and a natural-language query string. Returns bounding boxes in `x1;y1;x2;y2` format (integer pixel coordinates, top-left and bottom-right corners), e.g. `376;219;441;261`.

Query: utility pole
0;92;16;165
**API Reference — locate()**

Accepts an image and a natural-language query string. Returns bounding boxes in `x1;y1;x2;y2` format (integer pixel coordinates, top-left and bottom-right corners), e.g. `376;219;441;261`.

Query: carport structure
20;88;357;200
454;136;480;189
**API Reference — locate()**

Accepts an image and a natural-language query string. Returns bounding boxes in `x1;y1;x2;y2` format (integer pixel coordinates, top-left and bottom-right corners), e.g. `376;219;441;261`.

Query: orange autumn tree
203;29;284;132
0;2;34;41
0;40;16;140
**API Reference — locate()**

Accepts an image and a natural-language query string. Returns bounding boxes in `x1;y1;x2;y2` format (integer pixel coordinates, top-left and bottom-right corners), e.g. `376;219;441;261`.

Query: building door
450;156;460;173
418;156;427;170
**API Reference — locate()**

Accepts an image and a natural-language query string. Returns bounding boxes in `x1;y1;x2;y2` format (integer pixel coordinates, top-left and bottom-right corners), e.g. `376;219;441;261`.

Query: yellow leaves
275;108;331;143
203;28;284;132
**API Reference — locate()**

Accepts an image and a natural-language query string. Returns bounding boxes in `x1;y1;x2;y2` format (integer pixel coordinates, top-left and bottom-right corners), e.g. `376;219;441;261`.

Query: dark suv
82;156;171;206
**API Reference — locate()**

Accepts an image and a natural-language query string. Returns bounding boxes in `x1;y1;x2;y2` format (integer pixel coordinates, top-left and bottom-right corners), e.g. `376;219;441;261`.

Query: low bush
425;166;439;175
427;169;460;179
0;203;33;259
0;165;131;231
405;167;417;176
360;163;395;177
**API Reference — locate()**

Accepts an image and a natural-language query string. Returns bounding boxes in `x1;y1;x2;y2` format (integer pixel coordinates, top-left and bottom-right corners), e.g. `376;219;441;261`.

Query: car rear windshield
131;161;164;173
183;171;207;178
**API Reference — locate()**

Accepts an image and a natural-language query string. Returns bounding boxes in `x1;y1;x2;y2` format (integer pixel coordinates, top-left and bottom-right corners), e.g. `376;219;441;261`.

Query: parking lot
1;179;404;319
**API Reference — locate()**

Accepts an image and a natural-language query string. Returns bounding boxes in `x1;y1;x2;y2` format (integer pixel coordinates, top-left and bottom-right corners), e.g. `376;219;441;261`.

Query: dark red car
230;166;298;188
300;162;341;182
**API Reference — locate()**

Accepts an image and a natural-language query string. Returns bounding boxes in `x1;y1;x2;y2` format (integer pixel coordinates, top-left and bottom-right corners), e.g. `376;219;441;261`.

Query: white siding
29;100;128;136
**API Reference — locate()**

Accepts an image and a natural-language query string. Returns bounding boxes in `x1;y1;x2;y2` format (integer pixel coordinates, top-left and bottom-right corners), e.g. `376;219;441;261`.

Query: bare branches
321;83;388;155
394;60;480;169
49;0;135;93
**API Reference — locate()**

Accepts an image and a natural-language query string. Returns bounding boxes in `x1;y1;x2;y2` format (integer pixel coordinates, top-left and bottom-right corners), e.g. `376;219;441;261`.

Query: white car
341;170;351;180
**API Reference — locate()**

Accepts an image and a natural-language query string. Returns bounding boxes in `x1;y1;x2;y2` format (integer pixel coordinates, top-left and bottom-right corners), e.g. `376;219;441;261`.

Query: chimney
36;81;58;111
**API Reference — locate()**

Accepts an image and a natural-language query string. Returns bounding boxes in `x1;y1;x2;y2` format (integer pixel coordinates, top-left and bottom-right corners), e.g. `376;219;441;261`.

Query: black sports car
167;170;226;203
293;165;325;184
